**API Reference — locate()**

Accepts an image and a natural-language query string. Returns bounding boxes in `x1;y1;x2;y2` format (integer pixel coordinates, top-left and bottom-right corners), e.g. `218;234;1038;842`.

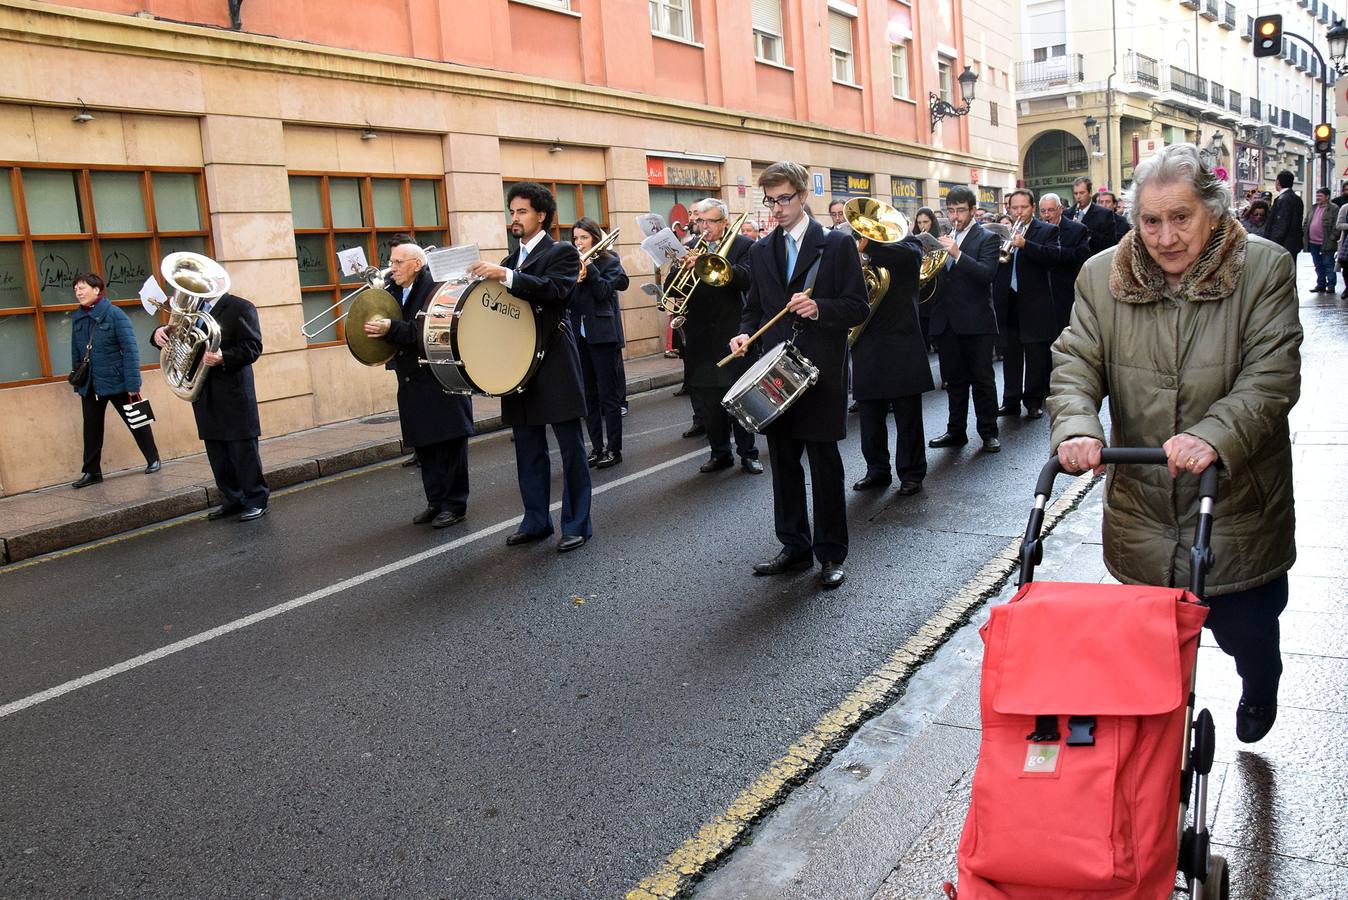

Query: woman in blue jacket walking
70;273;160;488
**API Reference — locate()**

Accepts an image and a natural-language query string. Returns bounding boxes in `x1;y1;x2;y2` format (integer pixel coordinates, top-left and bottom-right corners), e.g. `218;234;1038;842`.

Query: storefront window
0;165;210;387
288;173;448;347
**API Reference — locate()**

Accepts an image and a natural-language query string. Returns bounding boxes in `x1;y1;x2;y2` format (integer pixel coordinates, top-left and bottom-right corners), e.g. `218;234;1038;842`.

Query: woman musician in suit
569;217;629;470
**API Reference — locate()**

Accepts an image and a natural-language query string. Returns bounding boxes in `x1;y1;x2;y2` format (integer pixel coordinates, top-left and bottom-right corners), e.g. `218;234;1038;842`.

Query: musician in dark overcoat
673;198;761;474
992;189;1059;418
568;216;629;470
467;182;590;553
151;290;270;520
850;234;934;495
366;243;475;528
729;162;868;588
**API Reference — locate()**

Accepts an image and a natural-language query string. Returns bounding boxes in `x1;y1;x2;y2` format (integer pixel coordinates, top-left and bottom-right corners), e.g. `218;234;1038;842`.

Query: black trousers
857;395;927;482
579;339;624;453
1206;574;1289;705
512;419;592;538
204;438;269;510
81;391;159;475
766;433;847;564
690;387;757;461
1000;292;1052;409
936;332;998;439
417;436;469;515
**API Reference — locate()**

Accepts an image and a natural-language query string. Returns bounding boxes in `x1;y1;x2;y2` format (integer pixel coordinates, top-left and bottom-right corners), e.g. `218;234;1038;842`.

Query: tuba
916;230;947;304
843;197;907;346
152;252;229;402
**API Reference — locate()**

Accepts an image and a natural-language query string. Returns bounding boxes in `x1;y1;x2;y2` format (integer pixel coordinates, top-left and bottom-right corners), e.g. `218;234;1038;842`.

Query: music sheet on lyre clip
427;244;481;283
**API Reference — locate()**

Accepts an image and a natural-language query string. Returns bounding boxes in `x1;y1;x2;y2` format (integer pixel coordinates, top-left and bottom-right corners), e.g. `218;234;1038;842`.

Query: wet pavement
695;259;1348;899
0;353;682;564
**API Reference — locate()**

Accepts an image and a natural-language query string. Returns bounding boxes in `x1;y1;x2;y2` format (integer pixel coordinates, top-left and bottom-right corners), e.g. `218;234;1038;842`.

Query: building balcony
1249;97;1262;120
1015;53;1084;92
1221;3;1236;29
1170;65;1208;101
1282;109;1291;130
1211;82;1226;107
1179;0;1198;9
1123;51;1160;90
1201;0;1219;20
1241;15;1253;41
1229;90;1243;116
1293;114;1313;136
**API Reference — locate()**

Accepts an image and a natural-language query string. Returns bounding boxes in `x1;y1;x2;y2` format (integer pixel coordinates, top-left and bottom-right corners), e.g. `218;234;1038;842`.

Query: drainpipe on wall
228;0;243;30
1107;0;1117;189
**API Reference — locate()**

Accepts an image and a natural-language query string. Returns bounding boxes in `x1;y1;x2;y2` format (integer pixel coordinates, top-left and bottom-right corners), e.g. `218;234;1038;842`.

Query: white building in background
1014;0;1344;202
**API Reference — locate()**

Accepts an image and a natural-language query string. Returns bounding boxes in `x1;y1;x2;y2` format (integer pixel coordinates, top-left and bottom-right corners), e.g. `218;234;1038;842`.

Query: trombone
301;265;392;339
578;227;621;273
658;209;750;327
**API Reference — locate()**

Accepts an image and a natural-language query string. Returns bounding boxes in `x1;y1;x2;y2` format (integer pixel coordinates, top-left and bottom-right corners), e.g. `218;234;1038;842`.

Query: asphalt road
1;365;1070;898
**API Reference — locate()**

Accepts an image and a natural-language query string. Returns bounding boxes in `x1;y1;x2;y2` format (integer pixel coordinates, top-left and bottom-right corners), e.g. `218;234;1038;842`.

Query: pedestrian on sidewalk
69;273;160;488
1303;187;1338;293
1051;142;1303;745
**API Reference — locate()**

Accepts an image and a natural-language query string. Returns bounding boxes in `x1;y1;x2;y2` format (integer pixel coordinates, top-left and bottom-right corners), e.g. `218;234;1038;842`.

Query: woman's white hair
1122;143;1231;226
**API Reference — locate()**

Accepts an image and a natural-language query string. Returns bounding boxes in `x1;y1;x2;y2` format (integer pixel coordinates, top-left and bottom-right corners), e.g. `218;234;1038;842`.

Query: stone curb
0;371;680;565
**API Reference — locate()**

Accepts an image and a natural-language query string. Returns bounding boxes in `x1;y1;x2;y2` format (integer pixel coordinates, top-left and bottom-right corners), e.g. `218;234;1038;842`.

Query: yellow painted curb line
627;471;1101;900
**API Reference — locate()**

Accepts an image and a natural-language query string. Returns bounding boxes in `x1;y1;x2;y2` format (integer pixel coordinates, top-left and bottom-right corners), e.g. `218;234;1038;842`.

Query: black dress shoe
595;450;622;469
820;561;845;588
238;506;268;522
144;459;161;474
557;534;589;553
587;451;603;468
981;437;1002;453
207;505;243;521
1024;406;1044;419
897;480;923;496
1235;697;1278;743
996;404;1020;417
928;431;968;448
432;510;465;528
506;530;550;546
700;455;734;473
412;505;438;525
753;550;813;576
852;473;892;491
740;457;764;475
401;455;420;468
682;424;707;438
72;473;103;489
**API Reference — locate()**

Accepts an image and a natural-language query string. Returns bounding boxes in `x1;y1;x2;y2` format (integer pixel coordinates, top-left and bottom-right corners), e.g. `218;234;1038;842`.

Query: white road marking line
0;447;709;721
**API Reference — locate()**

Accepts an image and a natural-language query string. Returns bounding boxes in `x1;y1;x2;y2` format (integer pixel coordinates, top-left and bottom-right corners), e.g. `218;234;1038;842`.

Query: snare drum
721;341;819;433
423;278;545;396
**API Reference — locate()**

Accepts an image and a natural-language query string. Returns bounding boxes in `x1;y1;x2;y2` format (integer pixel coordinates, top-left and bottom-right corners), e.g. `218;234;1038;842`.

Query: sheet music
916;232;945;253
635;213;666;237
337;246;369;277
640;228;688;268
138;276;167;315
427;244;481;283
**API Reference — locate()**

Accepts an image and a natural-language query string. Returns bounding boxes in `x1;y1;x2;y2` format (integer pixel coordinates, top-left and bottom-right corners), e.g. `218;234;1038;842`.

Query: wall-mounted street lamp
1084;115;1102;156
1327;20;1348;74
929;66;978;133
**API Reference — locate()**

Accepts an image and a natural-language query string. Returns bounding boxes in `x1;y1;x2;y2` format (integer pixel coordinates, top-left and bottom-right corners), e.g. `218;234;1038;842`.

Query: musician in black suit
1036;192;1092;330
1265;170;1305;258
151;291;269;521
1096;190;1133;244
728;162;869;588
568;217;629;470
928;185;1002;453
364;243;474;528
467;182;590;553
1069;177;1124;255
850;232;934;495
992;189;1059;419
674;198;761;475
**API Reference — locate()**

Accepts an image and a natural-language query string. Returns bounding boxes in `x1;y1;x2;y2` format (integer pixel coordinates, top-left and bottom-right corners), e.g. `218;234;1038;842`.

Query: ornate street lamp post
930;66;979;133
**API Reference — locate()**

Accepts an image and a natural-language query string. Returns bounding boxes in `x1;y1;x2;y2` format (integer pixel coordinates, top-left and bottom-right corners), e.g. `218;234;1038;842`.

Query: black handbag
68;330;94;388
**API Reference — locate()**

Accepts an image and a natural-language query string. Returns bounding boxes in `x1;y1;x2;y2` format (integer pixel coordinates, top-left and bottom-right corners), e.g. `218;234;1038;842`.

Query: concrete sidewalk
696;272;1348;898
0;352;682;565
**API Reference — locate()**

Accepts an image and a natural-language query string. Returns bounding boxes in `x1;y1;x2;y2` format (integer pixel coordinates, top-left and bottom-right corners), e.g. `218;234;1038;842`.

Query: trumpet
578;227;621;272
987;219;1028;264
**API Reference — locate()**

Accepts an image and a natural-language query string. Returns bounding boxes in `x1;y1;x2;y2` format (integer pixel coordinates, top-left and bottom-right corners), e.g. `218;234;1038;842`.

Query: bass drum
721;341;819;433
423;279;545;396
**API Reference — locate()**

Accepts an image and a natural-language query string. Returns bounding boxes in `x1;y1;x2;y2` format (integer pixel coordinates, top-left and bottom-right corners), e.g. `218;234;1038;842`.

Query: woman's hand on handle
1058;436;1105;475
1163;433;1218;479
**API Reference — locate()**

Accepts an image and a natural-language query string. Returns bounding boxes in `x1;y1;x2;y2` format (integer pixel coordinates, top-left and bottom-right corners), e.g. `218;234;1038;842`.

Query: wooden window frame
501;179;610;252
0;162;212;389
289;172;449;350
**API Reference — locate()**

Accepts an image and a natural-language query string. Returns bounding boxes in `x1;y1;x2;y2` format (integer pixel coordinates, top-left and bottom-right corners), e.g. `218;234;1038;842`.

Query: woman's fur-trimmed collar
1108;216;1247;304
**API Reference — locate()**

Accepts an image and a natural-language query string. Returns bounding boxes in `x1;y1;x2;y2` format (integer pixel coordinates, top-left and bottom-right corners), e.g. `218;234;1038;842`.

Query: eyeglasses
389;258;412;267
762;191;801;208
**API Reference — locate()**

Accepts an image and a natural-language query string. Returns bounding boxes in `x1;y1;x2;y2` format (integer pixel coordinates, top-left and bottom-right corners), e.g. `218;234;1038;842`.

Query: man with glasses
1037;193;1092;330
467;182;591;553
828;199;852;234
674;198;762;475
364;243;474;528
728;161;869;588
928;185;1001;453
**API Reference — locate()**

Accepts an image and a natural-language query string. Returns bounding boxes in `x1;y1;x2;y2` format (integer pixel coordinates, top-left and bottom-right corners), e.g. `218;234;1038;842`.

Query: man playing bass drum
675;198;762;475
850;232;934;496
728;161;869;589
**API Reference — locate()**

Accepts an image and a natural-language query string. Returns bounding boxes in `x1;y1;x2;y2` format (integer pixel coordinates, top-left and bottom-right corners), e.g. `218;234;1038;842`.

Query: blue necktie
517;244;528;268
785;233;798;280
1010;249;1019;292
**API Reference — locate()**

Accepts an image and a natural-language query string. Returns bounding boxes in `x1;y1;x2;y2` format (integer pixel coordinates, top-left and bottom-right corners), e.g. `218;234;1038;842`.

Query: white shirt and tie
781;216;820;320
503;230;548;291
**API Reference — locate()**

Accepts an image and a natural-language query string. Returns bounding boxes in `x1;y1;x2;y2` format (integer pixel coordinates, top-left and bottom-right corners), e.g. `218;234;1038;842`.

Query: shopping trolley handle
1033;448;1219;500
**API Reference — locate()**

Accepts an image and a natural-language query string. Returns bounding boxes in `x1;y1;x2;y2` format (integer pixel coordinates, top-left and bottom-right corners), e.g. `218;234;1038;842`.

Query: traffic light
1314;123;1335;155
1253;15;1282;58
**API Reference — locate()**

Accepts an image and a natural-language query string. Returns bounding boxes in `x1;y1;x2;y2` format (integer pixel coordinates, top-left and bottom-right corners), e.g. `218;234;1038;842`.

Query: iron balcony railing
1211;82;1225;106
1014;53;1085;91
1124;51;1160;89
1222;3;1237;28
1228;90;1242;116
1293;114;1312;136
1249;97;1261;120
1170;65;1208;100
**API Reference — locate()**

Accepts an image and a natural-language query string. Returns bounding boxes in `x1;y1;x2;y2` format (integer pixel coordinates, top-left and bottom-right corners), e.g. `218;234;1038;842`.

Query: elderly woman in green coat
1049;143;1303;745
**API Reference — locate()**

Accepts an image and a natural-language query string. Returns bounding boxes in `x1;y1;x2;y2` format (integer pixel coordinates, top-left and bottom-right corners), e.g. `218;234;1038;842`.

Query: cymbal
345;288;401;366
